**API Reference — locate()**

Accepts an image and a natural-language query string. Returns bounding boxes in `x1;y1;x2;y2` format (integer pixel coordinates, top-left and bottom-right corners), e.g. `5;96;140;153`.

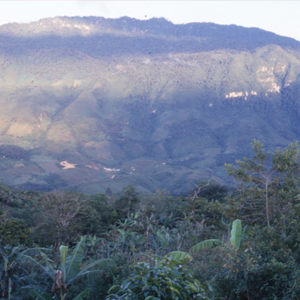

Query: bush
106;254;210;300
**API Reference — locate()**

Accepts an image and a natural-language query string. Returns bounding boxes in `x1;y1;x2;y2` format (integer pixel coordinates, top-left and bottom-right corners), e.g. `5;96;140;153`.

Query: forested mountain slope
0;16;300;194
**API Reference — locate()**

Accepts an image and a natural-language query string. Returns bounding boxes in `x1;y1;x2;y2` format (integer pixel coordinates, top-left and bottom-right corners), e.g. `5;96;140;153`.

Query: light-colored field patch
259;77;274;83
268;82;280;93
13;163;25;169
51;81;63;87
104;167;120;172
60;161;77;169
7;123;34;137
225;91;244;98
225;90;258;98
86;164;99;170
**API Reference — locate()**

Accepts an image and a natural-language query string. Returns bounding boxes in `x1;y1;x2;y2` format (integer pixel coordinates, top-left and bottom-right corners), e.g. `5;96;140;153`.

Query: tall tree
225;140;300;227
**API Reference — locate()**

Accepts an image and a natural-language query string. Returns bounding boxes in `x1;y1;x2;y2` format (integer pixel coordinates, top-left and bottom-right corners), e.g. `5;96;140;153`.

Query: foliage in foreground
107;252;209;300
1;140;300;299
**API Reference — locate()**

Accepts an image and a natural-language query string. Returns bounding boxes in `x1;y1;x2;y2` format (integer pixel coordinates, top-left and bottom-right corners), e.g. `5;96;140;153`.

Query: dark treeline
1;140;300;299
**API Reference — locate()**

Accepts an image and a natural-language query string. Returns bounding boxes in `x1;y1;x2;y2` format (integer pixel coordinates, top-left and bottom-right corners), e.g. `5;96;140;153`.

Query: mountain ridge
0;17;300;194
0;16;299;55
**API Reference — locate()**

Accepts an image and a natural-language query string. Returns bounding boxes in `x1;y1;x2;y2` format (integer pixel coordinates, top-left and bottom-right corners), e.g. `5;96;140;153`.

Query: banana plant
20;236;112;300
190;219;242;252
0;242;43;299
0;243;17;299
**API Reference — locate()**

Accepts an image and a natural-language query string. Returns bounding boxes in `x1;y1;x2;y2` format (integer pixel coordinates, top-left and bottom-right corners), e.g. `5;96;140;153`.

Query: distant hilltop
0;16;299;53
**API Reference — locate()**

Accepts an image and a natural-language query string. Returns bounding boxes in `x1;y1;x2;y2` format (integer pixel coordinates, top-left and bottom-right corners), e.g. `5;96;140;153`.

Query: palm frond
19;254;54;279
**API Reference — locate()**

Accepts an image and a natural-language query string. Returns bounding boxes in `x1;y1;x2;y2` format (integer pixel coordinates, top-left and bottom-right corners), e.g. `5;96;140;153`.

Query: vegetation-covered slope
0;17;300;193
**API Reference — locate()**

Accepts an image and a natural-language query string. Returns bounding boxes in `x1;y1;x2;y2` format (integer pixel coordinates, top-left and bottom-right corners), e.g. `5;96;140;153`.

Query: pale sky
0;1;299;41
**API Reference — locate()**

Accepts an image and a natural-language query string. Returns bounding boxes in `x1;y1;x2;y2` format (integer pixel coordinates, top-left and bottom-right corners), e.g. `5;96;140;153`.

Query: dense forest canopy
2;141;300;299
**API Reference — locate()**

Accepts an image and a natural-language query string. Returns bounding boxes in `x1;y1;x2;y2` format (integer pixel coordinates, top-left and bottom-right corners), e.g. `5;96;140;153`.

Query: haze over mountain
1;16;300;194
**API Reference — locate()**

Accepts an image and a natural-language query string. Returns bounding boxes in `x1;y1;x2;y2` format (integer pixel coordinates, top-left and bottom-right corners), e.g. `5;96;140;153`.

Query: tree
184;181;227;236
114;186;140;217
225;140;300;227
21;236;112;300
0;212;31;246
34;191;87;245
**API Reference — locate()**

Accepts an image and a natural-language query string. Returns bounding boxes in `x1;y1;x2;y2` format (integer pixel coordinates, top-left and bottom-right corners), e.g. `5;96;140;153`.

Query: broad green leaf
65;236;87;282
230;219;242;248
190;239;224;252
108;285;121;293
60;245;68;282
164;251;193;262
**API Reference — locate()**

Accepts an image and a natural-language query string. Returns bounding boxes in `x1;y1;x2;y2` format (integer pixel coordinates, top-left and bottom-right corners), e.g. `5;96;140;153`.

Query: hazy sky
0;1;299;41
